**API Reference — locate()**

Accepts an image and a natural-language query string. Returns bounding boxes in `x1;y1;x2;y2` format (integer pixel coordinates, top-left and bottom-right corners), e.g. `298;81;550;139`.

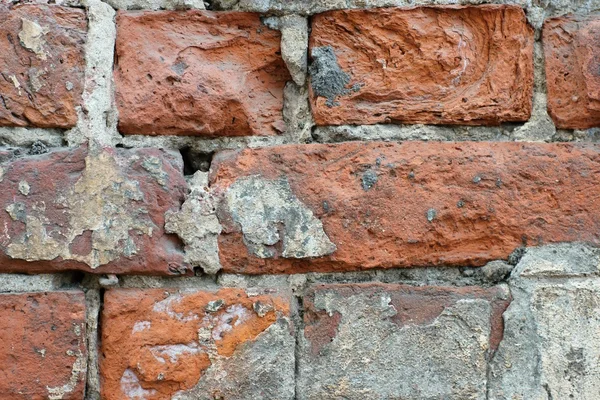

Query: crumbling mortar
292;294;304;400
82;275;102;400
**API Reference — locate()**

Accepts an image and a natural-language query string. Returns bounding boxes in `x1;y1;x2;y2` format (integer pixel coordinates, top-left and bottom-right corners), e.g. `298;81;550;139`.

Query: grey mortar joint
66;0;120;149
102;0;205;10
309;46;361;108
263;15;309;87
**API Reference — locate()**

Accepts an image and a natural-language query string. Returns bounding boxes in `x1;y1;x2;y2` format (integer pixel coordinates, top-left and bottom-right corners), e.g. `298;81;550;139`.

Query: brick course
1;1;600;397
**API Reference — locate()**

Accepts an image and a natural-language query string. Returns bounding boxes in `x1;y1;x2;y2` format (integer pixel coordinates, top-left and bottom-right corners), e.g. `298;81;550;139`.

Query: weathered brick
0;146;188;275
544;15;600;129
211;141;600;274
299;283;509;399
115;11;290;137
0;4;86;128
100;288;294;400
489;244;600;399
0;291;87;399
309;5;534;126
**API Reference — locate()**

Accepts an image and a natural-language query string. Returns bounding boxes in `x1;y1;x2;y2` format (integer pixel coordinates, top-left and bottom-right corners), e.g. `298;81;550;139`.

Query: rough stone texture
309;6;534;126
66;0;121;148
0;291;87;399
544;15;600;129
165;171;222;274
0;273;62;292
0;145;188;275
210;0;534;15
100;288;294;400
104;0;205;10
210;141;600;274
115;11;290;137
0;4;86;128
489;243;600;399
264;15;308;87
298;283;509;399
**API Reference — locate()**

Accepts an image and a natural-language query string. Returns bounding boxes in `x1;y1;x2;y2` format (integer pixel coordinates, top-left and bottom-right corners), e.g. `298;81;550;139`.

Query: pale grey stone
489;243;600;399
298;284;508;400
103;0;205;9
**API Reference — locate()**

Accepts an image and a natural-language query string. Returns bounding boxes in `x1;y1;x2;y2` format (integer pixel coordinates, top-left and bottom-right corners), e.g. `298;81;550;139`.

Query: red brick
0;291;86;400
309;5;534;126
115;11;290;137
544;15;600;129
0;146;188;275
211;141;600;274
0;4;86;128
100;288;292;400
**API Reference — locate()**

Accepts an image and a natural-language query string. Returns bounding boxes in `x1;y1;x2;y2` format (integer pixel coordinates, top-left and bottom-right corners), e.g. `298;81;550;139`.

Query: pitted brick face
309;5;534;126
211;141;600;274
0;291;87;400
115;11;290;137
299;283;510;400
0;146;188;275
544;15;600;129
0;4;86;128
100;288;294;400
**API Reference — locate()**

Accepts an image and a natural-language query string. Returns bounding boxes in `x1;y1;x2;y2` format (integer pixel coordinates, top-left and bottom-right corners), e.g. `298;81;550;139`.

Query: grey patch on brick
298;286;496;399
263;15;308;86
225;175;336;259
6;151;155;268
165;171;222;274
18;180;30;196
205;299;224;313
488;243;600;399
309;46;353;108
19;19;49;60
141;156;168;188
426;208;437;222
171;317;295;400
361;169;377;191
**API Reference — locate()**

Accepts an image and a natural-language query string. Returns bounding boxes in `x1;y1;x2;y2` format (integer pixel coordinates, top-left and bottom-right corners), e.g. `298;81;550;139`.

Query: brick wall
0;0;599;398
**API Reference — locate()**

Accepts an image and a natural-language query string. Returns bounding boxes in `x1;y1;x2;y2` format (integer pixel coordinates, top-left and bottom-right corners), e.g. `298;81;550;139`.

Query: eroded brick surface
544;15;600;129
211;141;600;274
299;283;509;399
0;146;188;275
489;244;600;399
0;4;86;128
0;291;86;400
100;288;294;400
115;11;290;137
309;5;534;126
